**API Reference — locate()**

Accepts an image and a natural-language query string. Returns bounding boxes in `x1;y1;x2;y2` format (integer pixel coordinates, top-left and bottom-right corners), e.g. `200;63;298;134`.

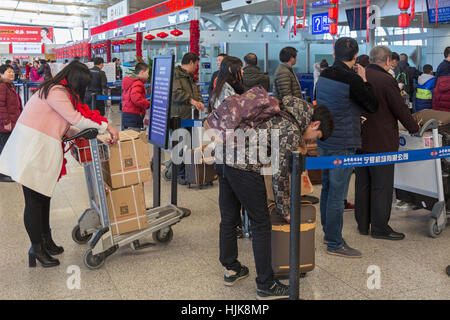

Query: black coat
362;64;419;153
84;66;107;106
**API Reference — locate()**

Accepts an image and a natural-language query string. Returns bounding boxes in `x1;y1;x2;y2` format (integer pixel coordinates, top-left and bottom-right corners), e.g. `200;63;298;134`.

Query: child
416;64;435;112
121;62;150;130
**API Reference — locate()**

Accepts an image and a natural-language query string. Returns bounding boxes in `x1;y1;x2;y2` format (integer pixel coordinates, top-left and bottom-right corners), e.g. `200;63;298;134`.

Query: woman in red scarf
0;61;119;268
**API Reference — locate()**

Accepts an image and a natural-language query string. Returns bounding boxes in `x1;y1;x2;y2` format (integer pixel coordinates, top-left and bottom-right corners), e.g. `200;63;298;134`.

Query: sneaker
224;265;249;286
344;201;355;211
257;280;290;300
327;242;362;258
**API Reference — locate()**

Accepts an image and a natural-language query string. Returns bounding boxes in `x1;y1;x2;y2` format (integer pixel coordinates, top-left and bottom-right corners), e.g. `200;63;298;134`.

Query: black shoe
256;280;290;300
29;243;60;268
446;265;450;277
224;265;249;286
371;230;405;241
359;229;369;236
42;229;64;255
327;241;362;258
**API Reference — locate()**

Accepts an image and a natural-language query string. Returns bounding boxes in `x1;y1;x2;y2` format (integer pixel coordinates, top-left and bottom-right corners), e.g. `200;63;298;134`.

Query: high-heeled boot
29;243;60;268
42;229;64;255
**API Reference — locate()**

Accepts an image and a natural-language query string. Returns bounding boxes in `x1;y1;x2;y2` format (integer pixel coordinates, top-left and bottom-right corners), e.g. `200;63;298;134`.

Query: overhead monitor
346;6;368;31
148;55;175;149
426;0;450;24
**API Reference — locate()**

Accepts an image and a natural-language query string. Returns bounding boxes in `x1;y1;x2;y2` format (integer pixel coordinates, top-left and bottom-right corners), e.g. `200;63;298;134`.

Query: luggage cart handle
414;119;439;138
63;128;99;142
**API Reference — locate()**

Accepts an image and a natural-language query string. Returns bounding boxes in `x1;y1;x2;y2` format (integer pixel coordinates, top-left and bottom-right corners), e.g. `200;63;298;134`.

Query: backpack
396;66;411;97
204;86;280;144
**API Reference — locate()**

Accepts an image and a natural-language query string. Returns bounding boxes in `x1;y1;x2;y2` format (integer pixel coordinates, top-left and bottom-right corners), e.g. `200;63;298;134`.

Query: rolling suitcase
185;145;218;189
269;202;316;279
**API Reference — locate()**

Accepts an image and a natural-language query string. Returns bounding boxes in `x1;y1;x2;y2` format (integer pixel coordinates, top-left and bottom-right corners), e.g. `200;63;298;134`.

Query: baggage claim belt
305;147;450;170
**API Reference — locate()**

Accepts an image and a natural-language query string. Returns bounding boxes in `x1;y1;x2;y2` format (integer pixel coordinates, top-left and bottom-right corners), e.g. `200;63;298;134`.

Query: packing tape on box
108;167;150;177
131;184;141;230
107;189;121;235
122;131;142;182
110;215;147;231
117;140;126;186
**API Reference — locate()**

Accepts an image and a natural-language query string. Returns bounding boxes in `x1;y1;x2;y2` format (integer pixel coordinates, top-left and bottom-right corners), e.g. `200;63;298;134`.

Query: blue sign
311;12;330;35
148;55;175;149
426;0;450;24
306;147;450;170
312;0;330;8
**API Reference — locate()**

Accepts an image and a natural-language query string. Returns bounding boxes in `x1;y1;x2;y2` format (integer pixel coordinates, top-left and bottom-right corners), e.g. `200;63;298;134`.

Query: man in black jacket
243;53;270;92
85;57;108;116
316;37;378;258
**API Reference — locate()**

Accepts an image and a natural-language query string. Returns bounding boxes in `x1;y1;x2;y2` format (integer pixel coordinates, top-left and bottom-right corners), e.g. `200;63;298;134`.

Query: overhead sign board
0;26;54;43
107;0;129;22
91;0;194;37
311;12;330;35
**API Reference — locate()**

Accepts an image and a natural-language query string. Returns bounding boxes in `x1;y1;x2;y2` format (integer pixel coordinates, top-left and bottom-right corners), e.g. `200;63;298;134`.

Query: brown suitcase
306;142;322;185
270;203;316;278
185;147;218;188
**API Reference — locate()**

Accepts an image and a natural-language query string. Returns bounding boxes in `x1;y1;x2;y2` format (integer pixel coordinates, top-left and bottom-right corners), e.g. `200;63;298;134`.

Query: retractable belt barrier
96;95;151;101
306;146;450;170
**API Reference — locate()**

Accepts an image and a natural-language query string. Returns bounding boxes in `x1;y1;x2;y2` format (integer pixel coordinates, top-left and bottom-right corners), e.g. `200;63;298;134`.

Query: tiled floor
0;104;449;300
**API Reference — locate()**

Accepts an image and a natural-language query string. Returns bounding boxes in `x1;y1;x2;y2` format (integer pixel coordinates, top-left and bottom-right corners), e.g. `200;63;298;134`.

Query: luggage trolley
394;119;450;238
67;128;187;269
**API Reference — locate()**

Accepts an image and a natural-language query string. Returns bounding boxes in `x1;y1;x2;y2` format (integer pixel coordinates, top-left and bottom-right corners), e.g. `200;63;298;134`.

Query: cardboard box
105;183;148;236
99;130;151;189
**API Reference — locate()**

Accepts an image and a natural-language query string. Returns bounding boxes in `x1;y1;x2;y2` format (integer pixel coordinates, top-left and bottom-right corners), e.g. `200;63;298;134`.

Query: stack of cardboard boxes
98;130;152;235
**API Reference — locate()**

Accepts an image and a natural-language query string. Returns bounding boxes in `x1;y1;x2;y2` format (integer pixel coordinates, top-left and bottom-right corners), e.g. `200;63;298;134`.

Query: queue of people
0;40;449;299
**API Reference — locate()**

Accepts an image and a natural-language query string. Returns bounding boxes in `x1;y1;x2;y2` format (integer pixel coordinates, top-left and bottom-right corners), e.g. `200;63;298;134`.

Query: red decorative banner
0;26;54;43
90;0;194;36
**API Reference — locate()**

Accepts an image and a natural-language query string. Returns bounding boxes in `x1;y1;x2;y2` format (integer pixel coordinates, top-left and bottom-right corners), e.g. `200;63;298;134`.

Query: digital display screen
426;0;450;24
148;55;175;149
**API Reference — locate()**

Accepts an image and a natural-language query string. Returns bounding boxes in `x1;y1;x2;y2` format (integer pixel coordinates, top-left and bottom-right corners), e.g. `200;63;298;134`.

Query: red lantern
170;29;183;37
399;13;410;27
127;38;134;43
329;0;338;3
157;32;169;39
329;22;338;35
398;0;410;10
328;7;338;20
145;34;155;40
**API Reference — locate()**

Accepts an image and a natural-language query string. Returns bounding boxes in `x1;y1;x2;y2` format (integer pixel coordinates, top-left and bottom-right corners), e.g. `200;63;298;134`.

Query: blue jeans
318;146;355;250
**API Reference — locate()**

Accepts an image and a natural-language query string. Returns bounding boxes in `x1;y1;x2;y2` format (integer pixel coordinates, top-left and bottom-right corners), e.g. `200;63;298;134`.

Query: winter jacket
208;70;219;96
316;60;378;151
434;60;450;88
395;61;421;101
229;96;313;218
37;63;52;81
171;66;203;119
122;74;149;116
210;82;236;110
433;76;450;112
273;63;302;101
30;67;44;82
415;73;435;112
362;64;419;153
243;65;270;92
84;66;107;108
0;85;108;196
0;81;22;133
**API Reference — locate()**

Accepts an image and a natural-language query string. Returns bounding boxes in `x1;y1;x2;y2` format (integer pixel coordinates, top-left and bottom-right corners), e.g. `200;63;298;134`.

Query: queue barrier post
289;151;305;300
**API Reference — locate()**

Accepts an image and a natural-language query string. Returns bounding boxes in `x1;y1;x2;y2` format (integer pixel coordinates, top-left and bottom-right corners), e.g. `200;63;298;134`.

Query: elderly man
355;46;420;240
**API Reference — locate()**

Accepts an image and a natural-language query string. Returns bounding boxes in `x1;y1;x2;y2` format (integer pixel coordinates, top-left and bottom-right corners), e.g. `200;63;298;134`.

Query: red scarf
58;78;108;180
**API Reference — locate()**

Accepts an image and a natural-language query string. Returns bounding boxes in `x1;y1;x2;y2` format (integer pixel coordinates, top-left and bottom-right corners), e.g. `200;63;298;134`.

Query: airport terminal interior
0;0;450;301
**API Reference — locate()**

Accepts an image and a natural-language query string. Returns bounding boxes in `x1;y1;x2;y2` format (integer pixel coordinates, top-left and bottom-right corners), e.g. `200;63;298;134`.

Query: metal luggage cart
66;128;188;269
394;119;449;238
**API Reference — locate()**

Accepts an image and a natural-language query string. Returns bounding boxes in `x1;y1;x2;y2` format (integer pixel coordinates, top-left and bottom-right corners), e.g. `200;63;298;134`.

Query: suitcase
185;145;218;188
270;202;316;279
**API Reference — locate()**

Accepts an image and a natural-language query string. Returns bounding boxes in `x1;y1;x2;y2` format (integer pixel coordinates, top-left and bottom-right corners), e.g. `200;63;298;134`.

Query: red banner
0;26;54;43
90;0;194;36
